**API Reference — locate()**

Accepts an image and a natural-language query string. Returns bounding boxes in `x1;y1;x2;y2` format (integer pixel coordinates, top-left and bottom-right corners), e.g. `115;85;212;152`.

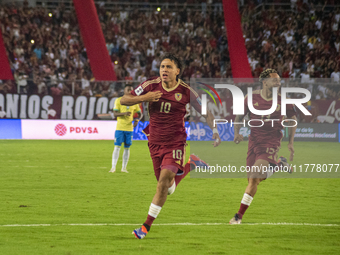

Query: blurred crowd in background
0;0;339;99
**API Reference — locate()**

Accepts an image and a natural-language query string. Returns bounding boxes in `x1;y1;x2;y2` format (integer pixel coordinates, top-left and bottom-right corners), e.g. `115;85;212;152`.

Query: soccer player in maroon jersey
229;69;297;224
120;53;221;239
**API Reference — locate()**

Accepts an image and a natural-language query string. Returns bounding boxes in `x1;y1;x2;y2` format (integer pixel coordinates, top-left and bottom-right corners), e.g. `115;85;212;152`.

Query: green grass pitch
0;140;339;255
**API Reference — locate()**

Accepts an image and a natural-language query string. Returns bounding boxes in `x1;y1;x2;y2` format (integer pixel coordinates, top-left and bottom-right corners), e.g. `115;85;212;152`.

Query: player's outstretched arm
204;110;221;147
121;91;162;106
133;111;143;128
287;115;297;161
233;115;245;144
114;111;131;117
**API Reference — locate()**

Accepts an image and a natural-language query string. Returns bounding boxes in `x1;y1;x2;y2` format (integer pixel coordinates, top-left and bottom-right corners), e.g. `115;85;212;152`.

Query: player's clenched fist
234;134;244;144
144;91;163;102
212;133;221;147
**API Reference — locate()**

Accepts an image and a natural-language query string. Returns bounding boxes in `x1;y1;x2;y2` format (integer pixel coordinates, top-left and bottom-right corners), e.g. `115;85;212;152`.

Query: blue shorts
114;130;133;148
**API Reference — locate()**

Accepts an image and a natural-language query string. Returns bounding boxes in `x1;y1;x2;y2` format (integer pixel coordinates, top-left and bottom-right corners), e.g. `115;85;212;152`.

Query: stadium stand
0;0;339;99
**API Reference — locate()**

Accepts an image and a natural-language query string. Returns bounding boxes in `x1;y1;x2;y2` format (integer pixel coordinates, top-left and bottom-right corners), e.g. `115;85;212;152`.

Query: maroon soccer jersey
244;89;296;143
131;77;201;145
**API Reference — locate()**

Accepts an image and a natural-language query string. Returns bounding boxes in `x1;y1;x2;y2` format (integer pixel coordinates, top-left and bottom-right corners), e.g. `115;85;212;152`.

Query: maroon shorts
247;138;281;167
148;142;186;181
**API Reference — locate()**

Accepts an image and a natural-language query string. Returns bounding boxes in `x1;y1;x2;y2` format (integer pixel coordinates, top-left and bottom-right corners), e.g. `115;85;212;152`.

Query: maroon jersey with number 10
131;77;201;145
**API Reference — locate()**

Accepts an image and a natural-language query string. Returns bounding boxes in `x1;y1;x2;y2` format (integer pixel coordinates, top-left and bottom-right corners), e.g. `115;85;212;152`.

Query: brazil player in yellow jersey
109;84;142;173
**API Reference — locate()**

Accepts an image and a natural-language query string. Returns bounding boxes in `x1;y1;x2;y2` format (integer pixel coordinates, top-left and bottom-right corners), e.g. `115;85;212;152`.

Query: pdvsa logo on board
54;124;99;136
70;127;99;134
55;124;67;136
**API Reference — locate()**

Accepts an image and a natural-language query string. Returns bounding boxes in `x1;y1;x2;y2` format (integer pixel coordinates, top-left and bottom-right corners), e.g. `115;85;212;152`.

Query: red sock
175;163;190;186
144;215;155;228
237;203;249;219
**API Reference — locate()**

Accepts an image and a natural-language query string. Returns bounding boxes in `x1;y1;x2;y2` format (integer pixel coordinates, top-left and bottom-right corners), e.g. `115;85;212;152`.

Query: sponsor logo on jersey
175;93;182;101
135;86;143;96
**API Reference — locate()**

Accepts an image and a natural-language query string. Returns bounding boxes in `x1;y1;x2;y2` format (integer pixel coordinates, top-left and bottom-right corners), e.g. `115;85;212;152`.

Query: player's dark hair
161;53;183;78
125;84;133;88
259;69;278;83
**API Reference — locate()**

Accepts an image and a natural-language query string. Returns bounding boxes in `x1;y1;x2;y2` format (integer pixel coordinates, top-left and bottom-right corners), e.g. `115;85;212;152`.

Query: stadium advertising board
133;120;190;141
0;119;22;139
236;124;338;142
1;93;340;124
284;123;338;142
0;93;117;120
1;119;338;142
309;100;340;124
21;120;116;140
189;121;233;141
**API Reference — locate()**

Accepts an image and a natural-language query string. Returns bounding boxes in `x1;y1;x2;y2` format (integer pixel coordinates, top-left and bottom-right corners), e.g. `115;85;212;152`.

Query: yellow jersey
113;97;141;132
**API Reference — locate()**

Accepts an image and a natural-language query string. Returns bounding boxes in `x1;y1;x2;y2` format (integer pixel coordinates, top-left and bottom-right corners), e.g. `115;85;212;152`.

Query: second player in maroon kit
244;89;296;167
120;53;221;239
230;69;297;224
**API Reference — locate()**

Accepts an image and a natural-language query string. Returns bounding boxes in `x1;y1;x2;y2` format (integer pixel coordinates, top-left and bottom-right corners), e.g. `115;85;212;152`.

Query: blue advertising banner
0;119;22;139
133;121;149;140
189;122;234;141
133;121;192;141
133;121;234;141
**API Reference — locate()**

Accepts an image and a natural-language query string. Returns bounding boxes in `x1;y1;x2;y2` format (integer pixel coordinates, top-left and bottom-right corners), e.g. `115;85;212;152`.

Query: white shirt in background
301;73;310;84
331;71;340;82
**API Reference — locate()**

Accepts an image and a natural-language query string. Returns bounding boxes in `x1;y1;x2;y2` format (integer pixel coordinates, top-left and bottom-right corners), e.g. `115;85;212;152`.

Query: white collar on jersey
162;79;181;92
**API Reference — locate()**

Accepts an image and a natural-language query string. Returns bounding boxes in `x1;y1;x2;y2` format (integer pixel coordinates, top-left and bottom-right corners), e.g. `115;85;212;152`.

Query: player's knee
248;177;261;186
157;179;170;194
158;174;173;193
158;176;171;189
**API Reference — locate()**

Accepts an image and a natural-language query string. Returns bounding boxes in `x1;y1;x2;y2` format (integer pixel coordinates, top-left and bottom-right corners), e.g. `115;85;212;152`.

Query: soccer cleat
109;168;116;173
121;169;129;173
229;213;242;224
277;156;292;173
189;154;209;170
132;225;148;239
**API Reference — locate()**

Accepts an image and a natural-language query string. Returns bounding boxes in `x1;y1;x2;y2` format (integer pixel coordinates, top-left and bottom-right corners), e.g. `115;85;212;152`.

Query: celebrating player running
120;53;221;239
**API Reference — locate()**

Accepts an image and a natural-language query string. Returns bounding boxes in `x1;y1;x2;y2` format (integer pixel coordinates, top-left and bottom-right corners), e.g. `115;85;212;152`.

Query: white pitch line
0;222;338;227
